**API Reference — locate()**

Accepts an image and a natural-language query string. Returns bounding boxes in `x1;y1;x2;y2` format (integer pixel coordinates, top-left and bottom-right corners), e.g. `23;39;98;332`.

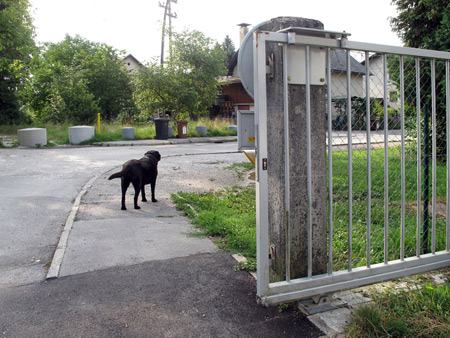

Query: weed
278;302;297;313
225;162;254;178
234;258;257;272
347;282;450;337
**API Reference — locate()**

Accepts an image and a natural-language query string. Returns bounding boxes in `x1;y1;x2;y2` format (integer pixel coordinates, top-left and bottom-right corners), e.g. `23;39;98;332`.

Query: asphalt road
0;142;244;288
0;142;323;338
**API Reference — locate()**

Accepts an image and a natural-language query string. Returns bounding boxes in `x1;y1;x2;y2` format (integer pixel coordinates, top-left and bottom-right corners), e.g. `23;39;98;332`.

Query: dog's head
145;150;161;162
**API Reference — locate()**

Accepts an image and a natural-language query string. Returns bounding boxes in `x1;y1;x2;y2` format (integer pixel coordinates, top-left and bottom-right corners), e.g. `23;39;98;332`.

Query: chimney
238;23;251;46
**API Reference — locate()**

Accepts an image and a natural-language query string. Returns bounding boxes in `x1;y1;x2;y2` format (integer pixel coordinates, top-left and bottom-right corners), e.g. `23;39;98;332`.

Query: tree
0;0;36;124
25;35;135;123
390;0;450;51
134;30;227;122
390;0;450;159
222;35;235;66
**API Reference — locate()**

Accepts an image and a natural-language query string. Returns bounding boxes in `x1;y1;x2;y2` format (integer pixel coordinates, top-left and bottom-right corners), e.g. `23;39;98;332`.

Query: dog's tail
108;170;125;180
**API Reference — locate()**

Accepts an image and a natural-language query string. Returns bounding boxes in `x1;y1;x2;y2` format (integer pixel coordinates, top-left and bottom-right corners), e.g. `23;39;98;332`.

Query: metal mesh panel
327;50;449;272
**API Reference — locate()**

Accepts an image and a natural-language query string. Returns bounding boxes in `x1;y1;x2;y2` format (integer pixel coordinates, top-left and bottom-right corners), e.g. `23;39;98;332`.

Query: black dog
108;150;161;210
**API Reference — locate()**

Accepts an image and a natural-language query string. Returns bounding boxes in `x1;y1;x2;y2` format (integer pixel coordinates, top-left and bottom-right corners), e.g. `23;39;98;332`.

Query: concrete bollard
195;125;207;136
122;127;135;140
68;126;95;145
17;128;47;147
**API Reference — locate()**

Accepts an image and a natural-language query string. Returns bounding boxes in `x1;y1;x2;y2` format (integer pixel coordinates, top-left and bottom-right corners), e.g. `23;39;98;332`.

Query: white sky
29;0;402;63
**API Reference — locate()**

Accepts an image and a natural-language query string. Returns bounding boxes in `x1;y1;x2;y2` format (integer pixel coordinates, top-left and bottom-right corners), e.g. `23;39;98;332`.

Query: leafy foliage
0;0;36;124
390;0;450;159
24;35;135;124
391;0;450;51
134;30;227;122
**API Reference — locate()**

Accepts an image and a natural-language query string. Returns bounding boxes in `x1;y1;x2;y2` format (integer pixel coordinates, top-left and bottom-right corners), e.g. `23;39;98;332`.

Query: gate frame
254;30;450;305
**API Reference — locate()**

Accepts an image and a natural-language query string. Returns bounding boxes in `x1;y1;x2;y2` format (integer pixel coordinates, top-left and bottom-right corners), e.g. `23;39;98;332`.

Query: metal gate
253;28;450;305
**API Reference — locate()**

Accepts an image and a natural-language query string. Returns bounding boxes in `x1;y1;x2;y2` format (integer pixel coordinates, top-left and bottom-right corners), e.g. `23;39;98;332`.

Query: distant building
123;54;142;73
361;53;399;110
217;48;368;122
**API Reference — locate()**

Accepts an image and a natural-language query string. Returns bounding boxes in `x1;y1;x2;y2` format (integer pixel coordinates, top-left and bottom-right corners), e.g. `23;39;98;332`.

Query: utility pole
159;0;177;65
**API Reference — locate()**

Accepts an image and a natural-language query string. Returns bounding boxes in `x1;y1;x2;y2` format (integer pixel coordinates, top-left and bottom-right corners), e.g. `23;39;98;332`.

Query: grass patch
347;280;450;337
171;185;256;259
186;117;237;137
330;147;448;270
0;118;236;146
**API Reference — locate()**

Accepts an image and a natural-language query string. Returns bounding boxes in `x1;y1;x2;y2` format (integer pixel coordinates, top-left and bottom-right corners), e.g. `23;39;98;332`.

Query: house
361;53;399;110
216;48;368;123
123;54;142;73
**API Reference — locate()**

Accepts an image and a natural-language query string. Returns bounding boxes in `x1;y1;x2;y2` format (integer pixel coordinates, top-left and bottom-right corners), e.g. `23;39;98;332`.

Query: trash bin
177;120;188;139
195;125;207;136
154;118;169;140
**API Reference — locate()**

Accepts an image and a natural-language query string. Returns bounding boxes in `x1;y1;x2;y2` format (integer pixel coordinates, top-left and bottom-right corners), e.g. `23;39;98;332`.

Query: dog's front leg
141;183;147;202
151;180;157;203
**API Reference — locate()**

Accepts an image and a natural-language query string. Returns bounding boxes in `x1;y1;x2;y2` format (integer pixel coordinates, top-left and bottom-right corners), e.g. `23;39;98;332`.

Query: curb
93;136;237;147
46;174;101;279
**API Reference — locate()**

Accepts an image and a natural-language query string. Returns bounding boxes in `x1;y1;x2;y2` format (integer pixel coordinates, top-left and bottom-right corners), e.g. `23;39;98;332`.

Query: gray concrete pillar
261;17;327;282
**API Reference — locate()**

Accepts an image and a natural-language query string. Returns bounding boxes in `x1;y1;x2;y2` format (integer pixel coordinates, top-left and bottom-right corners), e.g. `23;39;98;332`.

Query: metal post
416;57;422;257
431;59;437;254
365;52;372;267
383;54;389;264
305;45;313;278
447;61;450;252
327;48;334;274
423;103;430;254
282;44;291;282
400;56;406;261
346;50;353;272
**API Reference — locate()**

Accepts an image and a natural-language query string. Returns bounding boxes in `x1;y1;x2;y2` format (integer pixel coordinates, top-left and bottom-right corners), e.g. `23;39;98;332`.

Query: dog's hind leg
141;183;147;202
121;178;131;210
131;179;141;209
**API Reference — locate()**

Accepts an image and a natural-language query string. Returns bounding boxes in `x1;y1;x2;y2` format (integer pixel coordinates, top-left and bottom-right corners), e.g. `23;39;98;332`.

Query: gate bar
262;252;450;305
346;50;353;271
327;48;334;274
431;59;437;254
254;31;270;298
400;55;406;261
447;60;450;252
305;45;313;278
365;52;372;267
282;44;291;282
416;57;422;258
383;54;389;264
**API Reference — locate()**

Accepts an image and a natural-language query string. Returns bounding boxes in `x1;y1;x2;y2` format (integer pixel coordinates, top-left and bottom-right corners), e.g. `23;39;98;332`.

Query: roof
123;54;143;66
227;48;368;76
329;49;367;75
360;52;382;65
